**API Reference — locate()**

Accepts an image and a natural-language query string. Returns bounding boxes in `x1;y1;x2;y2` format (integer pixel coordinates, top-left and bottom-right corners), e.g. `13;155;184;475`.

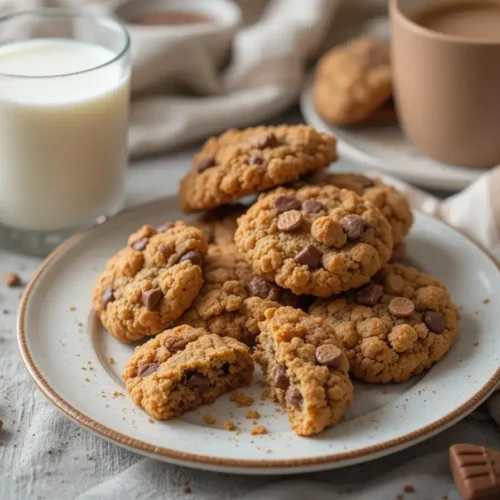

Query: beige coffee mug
390;0;500;168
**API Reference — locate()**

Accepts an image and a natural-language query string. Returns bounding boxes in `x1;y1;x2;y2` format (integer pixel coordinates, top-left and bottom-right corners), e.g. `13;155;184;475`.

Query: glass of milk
0;9;131;256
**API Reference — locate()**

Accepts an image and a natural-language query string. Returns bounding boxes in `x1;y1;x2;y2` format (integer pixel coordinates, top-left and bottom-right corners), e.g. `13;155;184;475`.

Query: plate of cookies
19;125;500;474
302;37;484;191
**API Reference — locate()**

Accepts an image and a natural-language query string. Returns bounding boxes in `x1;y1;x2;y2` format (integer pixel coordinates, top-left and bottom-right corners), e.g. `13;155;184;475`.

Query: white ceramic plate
18;196;500;475
300;76;486;191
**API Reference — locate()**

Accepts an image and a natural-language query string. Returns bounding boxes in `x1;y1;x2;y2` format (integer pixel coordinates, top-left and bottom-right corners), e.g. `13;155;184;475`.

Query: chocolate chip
274;366;290;390
158;243;173;257
197;156;216;173
388;297;415;318
315;344;344;367
202;227;215;244
277;210;303;232
301;199;324;213
248;276;281;301
424;311;445;333
248;157;263;165
294;245;321;268
165;338;189;353
102;288;115;309
131;237;148;251
138;363;160;378
356;284;384;306
248;132;279;149
357;175;374;188
179;250;204;267
273;195;301;213
285;386;302;406
142;288;163;311
187;372;210;389
221;363;231;375
157;222;174;233
340;215;366;241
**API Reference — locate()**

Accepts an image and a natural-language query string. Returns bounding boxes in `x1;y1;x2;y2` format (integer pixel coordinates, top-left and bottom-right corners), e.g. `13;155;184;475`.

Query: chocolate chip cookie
309;264;460;383
179;125;337;213
234;185;393;297
314;38;392;125
304;172;413;247
123;325;254;420
176;245;304;345
92;222;208;343
254;306;353;436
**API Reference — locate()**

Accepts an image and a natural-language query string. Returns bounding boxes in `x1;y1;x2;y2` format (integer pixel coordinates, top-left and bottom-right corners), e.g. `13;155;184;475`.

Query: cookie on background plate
303;171;413;247
254;306;353;436
176;245;306;345
92;221;207;343
314;37;391;125
309;264;460;383
179;125;337;213
235;185;393;297
123;325;254;420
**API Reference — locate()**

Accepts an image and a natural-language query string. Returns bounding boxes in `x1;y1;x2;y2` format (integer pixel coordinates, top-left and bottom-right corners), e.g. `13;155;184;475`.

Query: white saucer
300;76;486;191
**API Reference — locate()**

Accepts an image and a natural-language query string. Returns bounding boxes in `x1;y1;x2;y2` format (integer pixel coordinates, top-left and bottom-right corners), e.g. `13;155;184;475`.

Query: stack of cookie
92;124;459;437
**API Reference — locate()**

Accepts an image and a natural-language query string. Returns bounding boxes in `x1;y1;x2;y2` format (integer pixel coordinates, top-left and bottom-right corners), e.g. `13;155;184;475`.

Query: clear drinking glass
0;9;131;256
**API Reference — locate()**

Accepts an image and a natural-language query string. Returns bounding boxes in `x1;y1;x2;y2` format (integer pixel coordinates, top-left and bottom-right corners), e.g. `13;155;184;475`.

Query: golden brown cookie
314;38;392;125
304;171;413;247
309;264;460;383
179;125;337;213
176;245;305;345
123;325;254;420
254;306;353;436
92;221;208;343
234;185;393;297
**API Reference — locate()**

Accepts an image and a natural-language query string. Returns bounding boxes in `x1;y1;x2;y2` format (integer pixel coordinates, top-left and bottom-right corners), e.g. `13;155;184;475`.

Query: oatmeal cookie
92;221;207;342
176;245;305;345
304;171;413;247
314;38;392;125
179;125;337;213
123;325;254;420
234;185;393;297
254;307;353;436
309;264;460;383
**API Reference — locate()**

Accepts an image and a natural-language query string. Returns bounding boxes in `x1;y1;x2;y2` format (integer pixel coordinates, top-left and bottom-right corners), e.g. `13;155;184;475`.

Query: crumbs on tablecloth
112;391;124;398
230;391;254;407
183;486;192;494
108;357;115;364
250;426;267;436
245;411;260;420
3;272;21;287
260;389;271;401
474;342;479;346
382;389;389;395
148;418;155;424
483;298;490;304
69;306;77;311
46;450;52;455
224;421;237;431
203;413;216;425
404;485;416;494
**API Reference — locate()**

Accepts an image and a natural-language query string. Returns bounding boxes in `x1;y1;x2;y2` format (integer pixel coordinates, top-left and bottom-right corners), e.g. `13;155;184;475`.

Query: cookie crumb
260;389;271;401
245;411;260;420
87;456;93;461
474;342;479;346
404;485;416;494
0;419;3;430
45;472;51;476
203;413;216;425
112;391;124;398
250;425;267;436
274;407;281;413
84;378;90;382
183;486;192;494
442;496;448;500
396;495;404;500
69;306;77;311
483;298;490;304
224;420;237;431
108;357;115;364
230;391;254;407
148;418;155;424
4;272;21;287
382;389;389;395
46;450;52;455
2;309;9;315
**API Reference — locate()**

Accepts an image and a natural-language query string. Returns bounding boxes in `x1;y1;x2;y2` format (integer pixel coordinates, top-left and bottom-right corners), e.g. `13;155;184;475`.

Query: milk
0;39;130;231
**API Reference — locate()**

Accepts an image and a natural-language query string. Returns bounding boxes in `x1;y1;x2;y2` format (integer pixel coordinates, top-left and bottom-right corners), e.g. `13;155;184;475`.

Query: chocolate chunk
357;175;374;188
179;250;204;267
187;372;210;389
3;272;21;287
340;215;366;241
274;366;290;390
101;288;115;309
131;237;148;251
249;132;279;149
315;344;344;368
294;245;321;268
138;363;160;378
202;226;215;244
285;386;302;406
301;199;324;213
157;222;174;233
158;243;173;257
449;444;500;500
388;297;415;318
248;156;263;165
142;288;163;311
273;195;301;213
197;156;216;173
356;284;384;306
277;210;303;232
424;311;445;334
165;338;189;353
248;276;281;301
